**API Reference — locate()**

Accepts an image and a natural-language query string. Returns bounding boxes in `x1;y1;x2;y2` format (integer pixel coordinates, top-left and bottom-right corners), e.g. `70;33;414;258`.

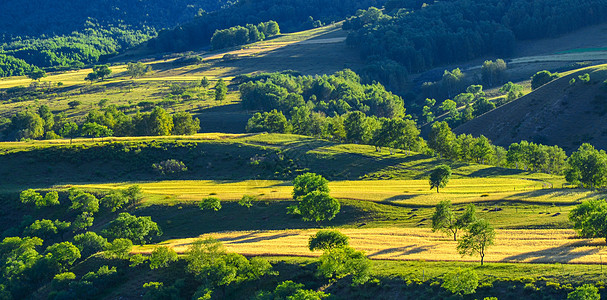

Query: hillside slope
454;65;607;152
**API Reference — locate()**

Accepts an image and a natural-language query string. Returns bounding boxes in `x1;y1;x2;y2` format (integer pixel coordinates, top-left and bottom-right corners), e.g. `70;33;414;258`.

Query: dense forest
147;0;388;52
0;0;233;37
0;0;234;74
345;0;607;91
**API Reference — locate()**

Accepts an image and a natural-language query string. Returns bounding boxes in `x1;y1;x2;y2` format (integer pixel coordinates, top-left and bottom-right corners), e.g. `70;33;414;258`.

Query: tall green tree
432;201;476;241
215;79;227;101
172;112;200;135
428;121;456;159
292;173;329;200
569;199;607;244
429;165;452;193
566;143;607;188
149;107;174;136
298;191;340;223
457;219;495;265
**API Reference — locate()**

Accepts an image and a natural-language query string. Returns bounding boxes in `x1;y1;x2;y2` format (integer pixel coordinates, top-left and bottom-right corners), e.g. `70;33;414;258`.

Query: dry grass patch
136;228;607;264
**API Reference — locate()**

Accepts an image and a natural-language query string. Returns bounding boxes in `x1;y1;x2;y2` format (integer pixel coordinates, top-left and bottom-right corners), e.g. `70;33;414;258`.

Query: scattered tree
442;268;479;295
126;62;151;78
308;230;349;251
152;159;187;176
104;238;133;259
149;246;178;269
531;70;559;90
569;199;607;244
102;213;162;244
292;172;329;200
429;165;452;193
457;219;495;265
27;69;46;81
317;246;370;285
432;201;476;241
298;191;340;222
73;231;108;258
199;197;222;211
215;79;227;101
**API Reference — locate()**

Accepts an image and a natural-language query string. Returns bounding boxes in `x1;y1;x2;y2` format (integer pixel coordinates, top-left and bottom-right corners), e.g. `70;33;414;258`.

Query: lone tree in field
28;69;46;81
214;79;227;101
292;172;330;199
199;197;222;211
308;230;349;251
429;164;452;193
457;219;495;265
432;201;476;241
569;199;607;244
298;191;340;223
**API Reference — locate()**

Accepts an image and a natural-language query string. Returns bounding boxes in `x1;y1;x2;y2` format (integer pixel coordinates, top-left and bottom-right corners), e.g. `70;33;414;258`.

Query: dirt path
137;228;607;264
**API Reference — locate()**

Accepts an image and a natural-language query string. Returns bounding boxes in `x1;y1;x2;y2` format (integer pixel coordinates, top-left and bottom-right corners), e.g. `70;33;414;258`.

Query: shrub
199;197;222;211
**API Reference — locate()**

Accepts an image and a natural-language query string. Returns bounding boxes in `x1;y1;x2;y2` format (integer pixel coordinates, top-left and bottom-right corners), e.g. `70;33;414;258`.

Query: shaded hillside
454;65;607;153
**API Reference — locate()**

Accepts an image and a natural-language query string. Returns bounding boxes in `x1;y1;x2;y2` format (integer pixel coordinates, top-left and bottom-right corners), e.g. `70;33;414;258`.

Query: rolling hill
454;64;607;153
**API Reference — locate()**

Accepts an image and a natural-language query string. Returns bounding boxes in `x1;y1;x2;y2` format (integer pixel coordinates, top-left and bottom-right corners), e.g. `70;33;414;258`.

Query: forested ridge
345;0;607;89
147;0;388;52
0;0;234;73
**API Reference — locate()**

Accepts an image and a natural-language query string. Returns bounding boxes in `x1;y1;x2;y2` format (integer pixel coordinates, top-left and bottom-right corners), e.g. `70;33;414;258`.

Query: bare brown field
135;228;607;264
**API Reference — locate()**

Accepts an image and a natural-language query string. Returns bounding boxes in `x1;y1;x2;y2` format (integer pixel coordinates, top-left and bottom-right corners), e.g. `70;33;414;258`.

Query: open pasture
137;227;607;265
79;177;583;207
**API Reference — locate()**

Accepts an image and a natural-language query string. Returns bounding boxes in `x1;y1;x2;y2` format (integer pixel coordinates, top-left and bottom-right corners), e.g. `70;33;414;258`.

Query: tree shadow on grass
222;232;297;244
368;245;435;258
383;194;418;202
502;240;603;263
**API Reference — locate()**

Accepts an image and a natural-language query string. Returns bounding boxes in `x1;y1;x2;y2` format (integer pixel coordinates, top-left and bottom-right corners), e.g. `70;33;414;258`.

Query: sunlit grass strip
135;228;607;265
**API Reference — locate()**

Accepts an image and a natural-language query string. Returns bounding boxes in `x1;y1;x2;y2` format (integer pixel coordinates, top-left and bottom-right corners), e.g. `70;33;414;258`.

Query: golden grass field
78;177;586;207
134;228;607;265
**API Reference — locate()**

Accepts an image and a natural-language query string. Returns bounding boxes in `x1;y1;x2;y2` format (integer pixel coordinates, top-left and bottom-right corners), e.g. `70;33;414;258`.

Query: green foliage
567;284;600;300
457;219;495;265
149;107;174;136
211;20;280;50
10;111;44;139
569;199;607;244
72;212;95;231
308;230;349;251
239;195;256;208
531;70;560;90
185;238;274;288
246;110;292;133
429;165;452;193
68;188;99;213
481;59;508;87
432;201;476;241
239;70;405;119
578;73;591;84
25;219;70;239
507;140;567;174
214;79;227;101
104;238;133;259
102;213;162;244
0;54;34;77
73;232;108;258
317;246;370;285
292;172;330;200
129;254;149;267
143;279;185;300
298;191;340;223
51;272;76;290
68;100;82;109
442;268;479;295
20;189;43;206
101;185;142;211
27;69;46;81
149;246;178;269
126;62;151;78
153;159;187;176
566;143;607;188
44;242;81;272
172;112;200;135
255;280;329;300
199;197;222;211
